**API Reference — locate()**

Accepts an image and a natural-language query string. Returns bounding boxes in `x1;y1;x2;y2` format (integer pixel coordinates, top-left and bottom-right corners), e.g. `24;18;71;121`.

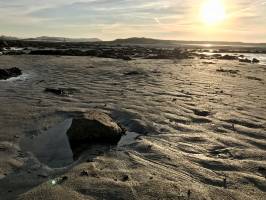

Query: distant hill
1;35;265;48
111;37;173;45
24;36;101;42
0;35;101;43
0;35;20;40
109;37;266;47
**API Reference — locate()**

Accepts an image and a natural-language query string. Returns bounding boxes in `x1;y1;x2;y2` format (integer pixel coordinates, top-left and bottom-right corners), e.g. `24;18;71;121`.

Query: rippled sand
0;55;265;200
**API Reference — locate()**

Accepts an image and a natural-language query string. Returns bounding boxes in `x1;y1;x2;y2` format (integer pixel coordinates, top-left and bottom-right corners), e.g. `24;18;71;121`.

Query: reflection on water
20;119;74;168
20;117;138;168
197;52;266;65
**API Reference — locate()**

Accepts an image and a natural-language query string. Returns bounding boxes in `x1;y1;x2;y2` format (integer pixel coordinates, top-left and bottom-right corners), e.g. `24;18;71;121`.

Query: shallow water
198;52;266;65
20;117;140;168
20;119;73;168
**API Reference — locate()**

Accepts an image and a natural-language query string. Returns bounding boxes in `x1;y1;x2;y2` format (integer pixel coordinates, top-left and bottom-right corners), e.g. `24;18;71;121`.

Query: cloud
0;0;265;42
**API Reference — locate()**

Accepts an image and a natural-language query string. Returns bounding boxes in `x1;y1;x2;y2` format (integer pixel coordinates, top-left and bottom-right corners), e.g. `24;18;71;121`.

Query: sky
0;0;265;42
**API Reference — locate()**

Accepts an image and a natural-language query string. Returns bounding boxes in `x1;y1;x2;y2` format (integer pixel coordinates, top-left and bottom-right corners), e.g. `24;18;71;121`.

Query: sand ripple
0;55;265;199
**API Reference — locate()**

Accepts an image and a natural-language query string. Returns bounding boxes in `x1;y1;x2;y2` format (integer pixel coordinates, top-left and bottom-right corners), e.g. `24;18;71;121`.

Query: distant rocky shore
0;38;264;63
0;46;261;64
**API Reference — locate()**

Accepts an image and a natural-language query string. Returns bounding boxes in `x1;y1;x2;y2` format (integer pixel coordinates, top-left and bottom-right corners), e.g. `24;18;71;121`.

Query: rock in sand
252;58;260;63
0;67;22;80
67;111;125;146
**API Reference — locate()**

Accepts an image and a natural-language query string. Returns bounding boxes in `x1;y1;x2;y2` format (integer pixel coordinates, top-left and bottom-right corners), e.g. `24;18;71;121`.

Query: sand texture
0;55;265;200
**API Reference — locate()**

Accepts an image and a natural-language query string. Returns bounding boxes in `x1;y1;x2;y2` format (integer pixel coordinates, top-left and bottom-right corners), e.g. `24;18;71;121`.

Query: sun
201;0;226;26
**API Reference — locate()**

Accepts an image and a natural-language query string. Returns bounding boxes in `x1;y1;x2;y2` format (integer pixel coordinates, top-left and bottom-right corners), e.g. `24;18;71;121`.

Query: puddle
20;118;139;168
20;119;74;168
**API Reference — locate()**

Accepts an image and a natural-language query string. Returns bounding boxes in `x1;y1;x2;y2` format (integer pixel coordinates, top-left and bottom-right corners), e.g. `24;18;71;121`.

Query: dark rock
0;67;22;80
258;167;266;172
44;88;66;96
221;55;238;60
124;71;142;76
121;175;129;182
246;76;262;81
216;68;239;74
66;111;125;146
193;109;210;117
239;58;252;63
252;58;260;63
123;56;132;61
44;87;77;96
80;170;89;176
0;40;9;48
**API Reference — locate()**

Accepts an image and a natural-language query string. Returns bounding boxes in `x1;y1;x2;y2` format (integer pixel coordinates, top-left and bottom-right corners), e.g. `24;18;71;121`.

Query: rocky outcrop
0;67;22;80
67;111;125;146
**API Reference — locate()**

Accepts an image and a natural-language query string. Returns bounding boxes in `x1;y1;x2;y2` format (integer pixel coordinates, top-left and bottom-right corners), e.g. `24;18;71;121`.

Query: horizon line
1;34;266;45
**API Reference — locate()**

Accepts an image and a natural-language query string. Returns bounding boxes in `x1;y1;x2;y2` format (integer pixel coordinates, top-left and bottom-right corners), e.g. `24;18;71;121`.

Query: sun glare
201;0;226;26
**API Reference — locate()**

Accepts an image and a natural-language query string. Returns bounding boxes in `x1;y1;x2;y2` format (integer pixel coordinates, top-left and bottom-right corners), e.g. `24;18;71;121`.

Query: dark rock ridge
0;67;22;80
29;47;193;60
67;111;125;147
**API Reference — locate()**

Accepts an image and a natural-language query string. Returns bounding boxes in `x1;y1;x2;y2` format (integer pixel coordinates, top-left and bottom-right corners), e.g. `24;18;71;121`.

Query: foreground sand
0;55;265;200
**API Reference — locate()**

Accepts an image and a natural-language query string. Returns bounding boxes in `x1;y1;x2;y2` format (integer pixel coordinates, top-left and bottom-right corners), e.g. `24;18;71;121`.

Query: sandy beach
0;54;265;199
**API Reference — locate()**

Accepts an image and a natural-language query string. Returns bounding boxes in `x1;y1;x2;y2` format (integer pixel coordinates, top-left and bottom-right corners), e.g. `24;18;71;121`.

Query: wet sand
0;55;265;199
